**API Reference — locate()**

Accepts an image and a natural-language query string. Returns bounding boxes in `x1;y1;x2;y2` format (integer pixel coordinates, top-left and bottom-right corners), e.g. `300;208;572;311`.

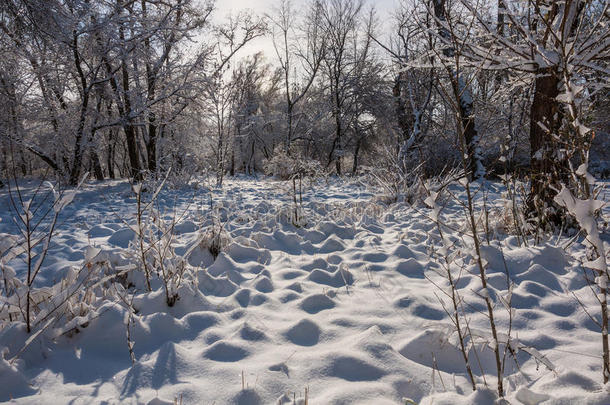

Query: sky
214;0;399;63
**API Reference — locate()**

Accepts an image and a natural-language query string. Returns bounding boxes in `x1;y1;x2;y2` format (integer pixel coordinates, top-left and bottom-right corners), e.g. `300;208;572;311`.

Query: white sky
214;0;399;63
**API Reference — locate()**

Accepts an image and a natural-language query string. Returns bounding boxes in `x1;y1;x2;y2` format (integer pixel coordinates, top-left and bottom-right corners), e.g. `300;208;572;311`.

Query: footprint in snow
299;294;336;314
324;356;386;382
284;319;321;346
412;304;444;320
254;276;274;293
239;322;267;341
396;258;424;278
232;389;262;405
362;252;388;263
279;291;301;303
203;341;250;362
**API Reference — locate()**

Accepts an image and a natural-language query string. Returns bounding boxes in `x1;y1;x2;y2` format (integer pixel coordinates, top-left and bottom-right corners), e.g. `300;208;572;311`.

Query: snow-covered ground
0;177;609;404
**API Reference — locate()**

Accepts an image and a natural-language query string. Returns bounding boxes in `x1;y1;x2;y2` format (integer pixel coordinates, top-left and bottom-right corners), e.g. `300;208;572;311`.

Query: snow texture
0;177;609;404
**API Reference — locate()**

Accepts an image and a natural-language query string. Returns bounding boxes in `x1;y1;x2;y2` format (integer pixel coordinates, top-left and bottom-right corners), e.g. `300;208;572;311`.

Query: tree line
0;0;608;216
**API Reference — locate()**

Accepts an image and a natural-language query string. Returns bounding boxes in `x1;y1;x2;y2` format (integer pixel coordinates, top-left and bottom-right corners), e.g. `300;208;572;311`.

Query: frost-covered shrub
363;157;422;205
0;243;122;361
263;146;323;180
198;220;230;260
0;177;87;334
422;176;558;397
263;147;293;179
366;163;460;206
554;163;609;382
366;166;425;205
128;181;198;306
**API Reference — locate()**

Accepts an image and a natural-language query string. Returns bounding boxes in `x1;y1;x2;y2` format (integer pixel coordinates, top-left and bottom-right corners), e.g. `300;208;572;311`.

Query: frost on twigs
198;220;230;260
127;177;196;306
263;146;322;181
554;185;607;275
554;162;610;383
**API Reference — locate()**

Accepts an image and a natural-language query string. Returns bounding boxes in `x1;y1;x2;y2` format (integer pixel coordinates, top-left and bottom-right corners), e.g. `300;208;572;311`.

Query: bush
263;146;323;180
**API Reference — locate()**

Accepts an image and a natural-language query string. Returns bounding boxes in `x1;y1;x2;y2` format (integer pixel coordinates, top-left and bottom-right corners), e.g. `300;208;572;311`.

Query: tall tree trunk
332;95;342;176
433;0;481;179
457;76;479;178
528;66;562;216
19;150;27;176
142;0;157;175
90;149;104;181
287;106;293;154
393;72;412;148
120;63;142;181
68;23;92;185
146;112;157;174
248;140;256;175
527;1;583;221
118;2;142;182
352;136;362;175
141;0;182;176
230;147;235;177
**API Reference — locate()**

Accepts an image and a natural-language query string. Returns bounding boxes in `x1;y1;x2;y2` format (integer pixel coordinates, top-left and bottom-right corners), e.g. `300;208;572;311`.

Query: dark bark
527;1;584;220
458;79;478;178
141;0;183;175
248;140;256;175
327;72;343;176
351;136;362;175
528;66;563;215
69;31;91;186
119;22;142;182
90;149;104;181
105;100;117;179
146;111;157;174
393;72;412;147
230;147;235;177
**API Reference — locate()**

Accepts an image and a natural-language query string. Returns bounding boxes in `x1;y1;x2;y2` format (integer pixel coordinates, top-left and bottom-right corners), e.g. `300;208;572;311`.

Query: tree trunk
119;7;142;182
90;147;105;181
352;137;362;175
286;103;293;153
107;129;116;179
332;106;342;176
249;140;256;175
393;72;412;146
68;31;90;186
458;75;479;178
433;0;481;179
146;112;157;174
527;1;585;222
230;147;235;177
528;66;563;218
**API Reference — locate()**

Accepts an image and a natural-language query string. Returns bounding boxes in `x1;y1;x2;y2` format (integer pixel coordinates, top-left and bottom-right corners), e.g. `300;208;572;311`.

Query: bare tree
319;0;371;175
268;0;326;154
430;0;483;179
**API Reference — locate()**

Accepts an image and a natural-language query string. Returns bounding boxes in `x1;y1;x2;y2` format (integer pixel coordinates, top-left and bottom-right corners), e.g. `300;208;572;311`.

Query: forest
0;0;609;403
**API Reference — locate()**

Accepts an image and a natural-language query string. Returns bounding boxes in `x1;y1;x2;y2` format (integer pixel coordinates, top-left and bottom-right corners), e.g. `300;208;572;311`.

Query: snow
0;177;609;404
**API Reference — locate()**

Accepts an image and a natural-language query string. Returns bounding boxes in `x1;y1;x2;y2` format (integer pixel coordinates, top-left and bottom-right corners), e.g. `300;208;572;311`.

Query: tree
430;0;483;179
453;0;609;221
268;0;326;154
318;0;369;175
371;0;435;172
